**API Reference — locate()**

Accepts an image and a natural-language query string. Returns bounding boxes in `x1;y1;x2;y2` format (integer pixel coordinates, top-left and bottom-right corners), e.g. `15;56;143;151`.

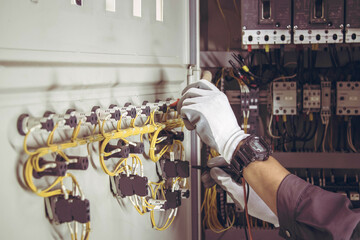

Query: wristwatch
230;135;272;175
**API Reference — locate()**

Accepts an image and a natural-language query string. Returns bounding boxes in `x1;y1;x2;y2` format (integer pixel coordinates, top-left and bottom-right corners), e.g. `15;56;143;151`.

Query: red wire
242;178;253;240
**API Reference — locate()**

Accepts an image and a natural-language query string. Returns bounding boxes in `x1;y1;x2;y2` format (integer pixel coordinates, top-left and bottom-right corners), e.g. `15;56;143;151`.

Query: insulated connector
17;114;54;135
164;190;182;209
44;111;78;128
146;198;166;211
33;158;67;179
45;195;90;224
160;159;190;178
114;174;149;198
56;155;89;171
66;109;98;125
92;105;121;121
104;140;130;159
123;103;137;119
129;142;145;154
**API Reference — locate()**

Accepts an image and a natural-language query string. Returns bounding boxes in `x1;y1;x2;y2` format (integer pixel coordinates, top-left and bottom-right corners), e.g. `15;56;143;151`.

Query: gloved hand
202;156;279;227
178;80;249;162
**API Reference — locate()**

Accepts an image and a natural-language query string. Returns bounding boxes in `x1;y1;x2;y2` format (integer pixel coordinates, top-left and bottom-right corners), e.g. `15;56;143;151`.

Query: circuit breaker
303;84;321;112
345;0;360;43
293;0;344;44
336;82;360;115
241;0;291;46
272;82;297;115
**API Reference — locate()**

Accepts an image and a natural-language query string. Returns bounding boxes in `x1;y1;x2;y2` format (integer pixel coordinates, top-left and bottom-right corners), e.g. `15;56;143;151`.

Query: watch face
249;139;266;152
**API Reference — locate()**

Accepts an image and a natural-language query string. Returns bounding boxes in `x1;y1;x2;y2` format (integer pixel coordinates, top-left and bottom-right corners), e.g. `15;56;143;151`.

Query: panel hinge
187;65;200;85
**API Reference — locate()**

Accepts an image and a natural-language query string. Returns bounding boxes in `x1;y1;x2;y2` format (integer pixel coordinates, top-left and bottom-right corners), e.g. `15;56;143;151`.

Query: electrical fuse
33;158;67;179
44;111;78;128
17;114;54;135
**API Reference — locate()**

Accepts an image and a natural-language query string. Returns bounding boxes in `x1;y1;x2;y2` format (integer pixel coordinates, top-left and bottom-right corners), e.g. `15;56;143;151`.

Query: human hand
202;156;279;226
178;80;249;162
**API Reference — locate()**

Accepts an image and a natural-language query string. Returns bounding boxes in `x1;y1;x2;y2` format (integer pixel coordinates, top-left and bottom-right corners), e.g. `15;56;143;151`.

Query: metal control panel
303;84;321;112
336;82;360;115
293;0;344;44
241;0;291;46
273;82;297;115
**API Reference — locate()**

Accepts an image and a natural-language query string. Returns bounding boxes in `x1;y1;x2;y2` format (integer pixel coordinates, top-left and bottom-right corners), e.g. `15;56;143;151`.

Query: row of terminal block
272;81;360;116
17;100;178;136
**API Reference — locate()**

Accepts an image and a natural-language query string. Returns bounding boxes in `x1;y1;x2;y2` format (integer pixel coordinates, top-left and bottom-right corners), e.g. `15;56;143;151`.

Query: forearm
242;156;290;216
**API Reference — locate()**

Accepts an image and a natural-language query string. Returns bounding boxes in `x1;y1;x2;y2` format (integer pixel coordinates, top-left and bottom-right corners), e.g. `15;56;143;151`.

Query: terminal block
336;82;360;115
164;190;182;209
272;82;297;115
321;81;332;117
303;84;321;112
160;159;190;178
293;0;344;44
241;0;291;46
44;111;78;128
45;195;90;224
104;140;130;159
345;0;360;43
110;174;149;198
129;142;144;154
123;103;137;119
92;105;121;121
33;158;67;179
17;114;54;136
158;131;184;145
56;155;89;171
66;109;98;125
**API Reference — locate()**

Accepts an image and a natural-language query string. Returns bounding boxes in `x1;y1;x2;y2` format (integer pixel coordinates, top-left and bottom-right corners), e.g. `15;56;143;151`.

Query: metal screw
340;24;344;29
346;24;350;28
243;26;247;30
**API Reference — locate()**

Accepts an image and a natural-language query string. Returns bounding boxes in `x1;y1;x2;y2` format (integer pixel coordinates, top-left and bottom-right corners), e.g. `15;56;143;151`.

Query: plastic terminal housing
123;103;137;119
45;195;90;224
104;140;130;159
129;142;145;154
44;111;78;128
66;109;98;125
158;131;184;145
56;155;89;170
33;158;67;179
92;105;121;121
112;174;149;198
160;159;190;178
164;190;182;209
17;114;54;135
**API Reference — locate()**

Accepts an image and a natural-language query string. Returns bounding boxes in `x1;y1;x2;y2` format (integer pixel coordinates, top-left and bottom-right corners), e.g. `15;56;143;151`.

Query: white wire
322;121;329;152
273;73;297;82
268;114;281;139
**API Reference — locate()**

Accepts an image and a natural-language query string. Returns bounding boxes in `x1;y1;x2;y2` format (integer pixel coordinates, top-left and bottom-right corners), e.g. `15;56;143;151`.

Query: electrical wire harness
18;99;188;238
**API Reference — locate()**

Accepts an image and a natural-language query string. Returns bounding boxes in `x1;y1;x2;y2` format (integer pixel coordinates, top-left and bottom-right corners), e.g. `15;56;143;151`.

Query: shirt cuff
276;174;310;239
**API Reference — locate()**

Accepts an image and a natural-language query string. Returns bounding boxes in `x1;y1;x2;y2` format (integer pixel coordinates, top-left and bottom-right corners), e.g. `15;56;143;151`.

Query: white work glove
178;79;249;162
202;156;280;227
